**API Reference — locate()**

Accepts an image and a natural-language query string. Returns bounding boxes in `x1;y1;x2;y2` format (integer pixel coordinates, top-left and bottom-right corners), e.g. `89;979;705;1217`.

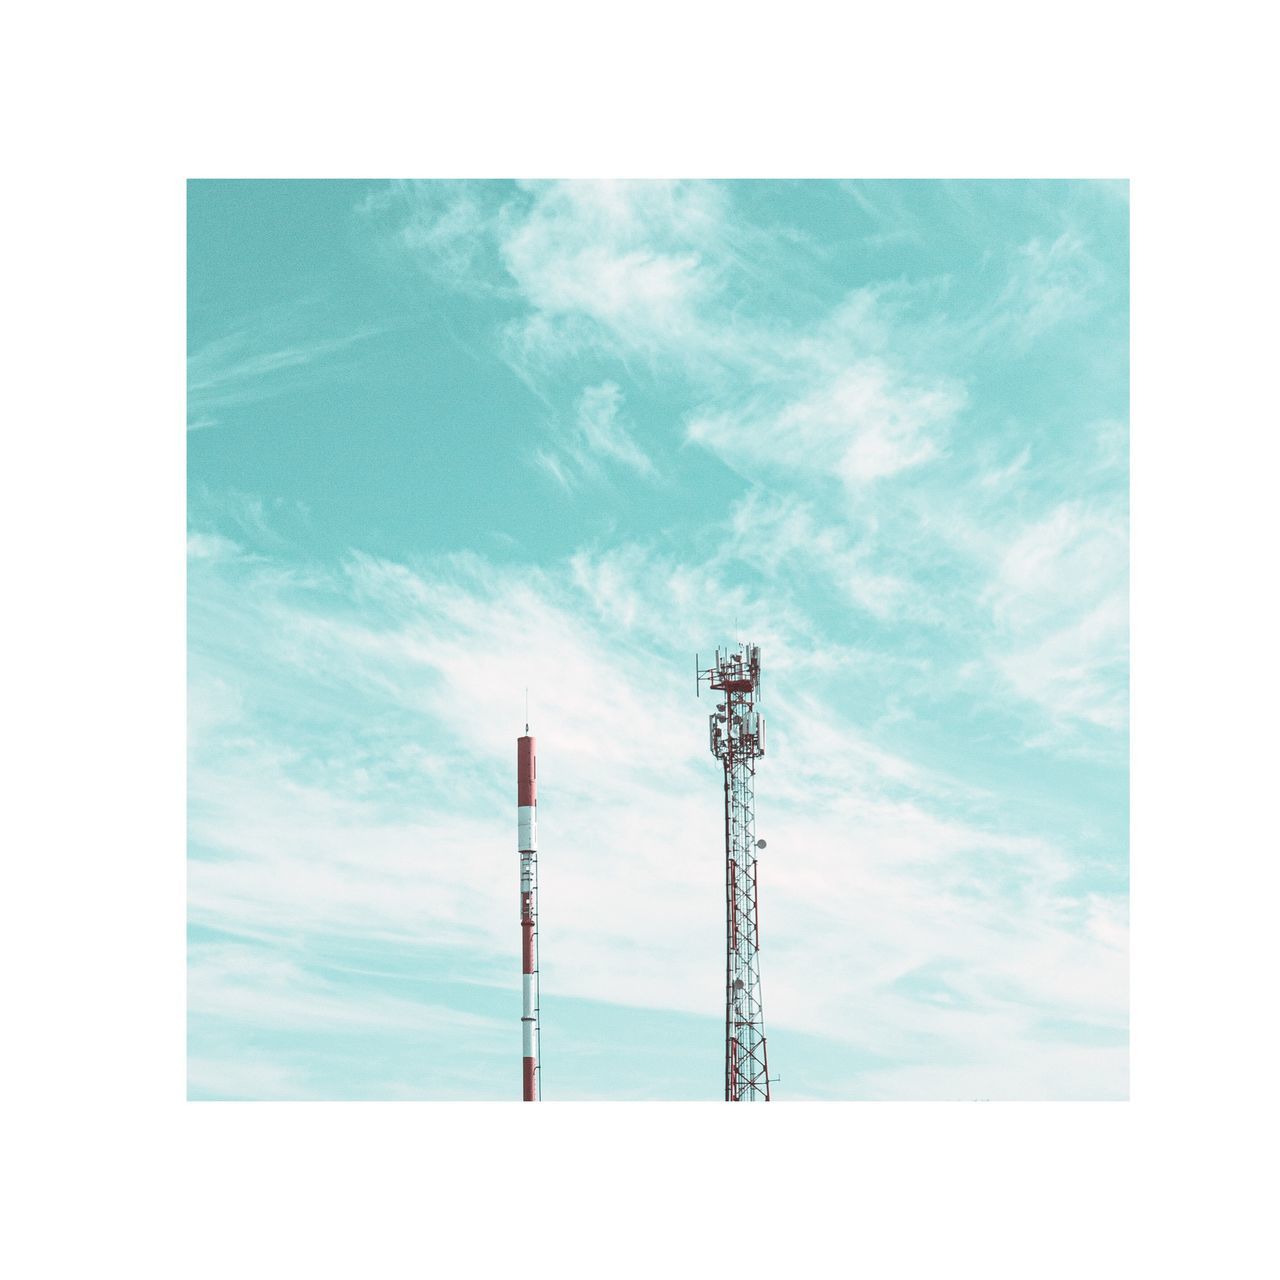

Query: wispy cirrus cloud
979;444;1032;489
189;522;1127;1098
376;182;975;516
722;490;916;623
187;316;381;429
983;501;1129;732
186;531;243;562
380;180;877;386
365;178;1129;765
536;381;656;489
188;935;511;1101
688;360;965;490
372;182;1127;739
190;181;1128;1098
990;230;1111;347
500;181;714;346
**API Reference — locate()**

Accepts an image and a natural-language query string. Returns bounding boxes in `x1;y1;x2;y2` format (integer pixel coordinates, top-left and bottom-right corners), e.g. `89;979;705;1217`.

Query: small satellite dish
756;839;767;849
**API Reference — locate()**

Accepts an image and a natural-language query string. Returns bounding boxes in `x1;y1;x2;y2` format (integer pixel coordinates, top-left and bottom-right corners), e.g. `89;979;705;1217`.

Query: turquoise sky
188;179;1128;1100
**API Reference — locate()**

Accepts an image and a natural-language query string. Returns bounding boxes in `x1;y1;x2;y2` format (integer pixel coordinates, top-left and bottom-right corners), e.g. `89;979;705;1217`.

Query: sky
187;179;1129;1101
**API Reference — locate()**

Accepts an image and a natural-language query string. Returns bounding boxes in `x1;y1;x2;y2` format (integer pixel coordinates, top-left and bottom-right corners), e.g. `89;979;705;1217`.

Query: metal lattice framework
699;644;771;1101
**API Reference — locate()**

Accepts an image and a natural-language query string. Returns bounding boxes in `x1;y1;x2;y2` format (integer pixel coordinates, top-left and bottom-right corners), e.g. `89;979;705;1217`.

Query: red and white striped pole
517;732;539;1101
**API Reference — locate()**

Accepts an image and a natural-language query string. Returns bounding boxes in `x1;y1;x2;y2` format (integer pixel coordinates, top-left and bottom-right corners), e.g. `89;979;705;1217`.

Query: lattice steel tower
698;644;771;1101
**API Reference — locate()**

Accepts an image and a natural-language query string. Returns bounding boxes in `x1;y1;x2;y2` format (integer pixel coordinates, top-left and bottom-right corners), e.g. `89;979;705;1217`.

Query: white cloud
539;382;656;487
724;490;913;621
187;1053;319;1101
191;183;1128;1095
187;939;510;1099
186;531;243;561
385;181;969;502
997;595;1128;731
983;231;1110;349
984;502;1128;730
389;179;836;388
576;382;654;474
189;941;504;1036
187;324;380;426
391;179;508;296
498;182;722;336
980;444;1032;489
386;179;730;372
533;447;574;491
688;361;964;491
189;539;1126;1096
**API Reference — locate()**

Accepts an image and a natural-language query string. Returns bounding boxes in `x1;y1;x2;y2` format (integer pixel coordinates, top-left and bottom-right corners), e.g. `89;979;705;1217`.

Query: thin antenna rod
525;687;529;735
518;731;539;1101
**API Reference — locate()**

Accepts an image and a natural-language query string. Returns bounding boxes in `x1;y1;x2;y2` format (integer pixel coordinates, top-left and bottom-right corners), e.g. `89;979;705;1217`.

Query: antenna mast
517;731;540;1100
698;643;772;1101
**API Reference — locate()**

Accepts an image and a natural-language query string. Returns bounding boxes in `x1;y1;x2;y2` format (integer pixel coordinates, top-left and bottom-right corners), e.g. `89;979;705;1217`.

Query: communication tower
517;730;540;1101
698;644;772;1101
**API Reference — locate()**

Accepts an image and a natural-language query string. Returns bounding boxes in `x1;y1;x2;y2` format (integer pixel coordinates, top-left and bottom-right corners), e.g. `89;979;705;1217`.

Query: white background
5;1;1276;1275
